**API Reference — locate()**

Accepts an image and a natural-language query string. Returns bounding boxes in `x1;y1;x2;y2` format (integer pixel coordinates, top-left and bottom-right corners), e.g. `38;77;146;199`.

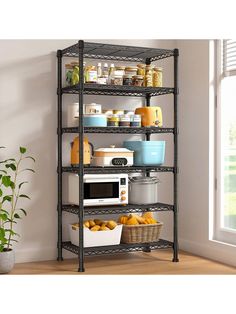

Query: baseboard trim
179;238;236;267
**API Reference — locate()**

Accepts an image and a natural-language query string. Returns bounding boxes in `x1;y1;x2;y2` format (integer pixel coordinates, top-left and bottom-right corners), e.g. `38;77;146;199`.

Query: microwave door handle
84;179;119;183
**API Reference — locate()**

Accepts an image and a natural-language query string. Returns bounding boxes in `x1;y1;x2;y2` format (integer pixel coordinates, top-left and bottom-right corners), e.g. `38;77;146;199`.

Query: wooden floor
10;249;236;275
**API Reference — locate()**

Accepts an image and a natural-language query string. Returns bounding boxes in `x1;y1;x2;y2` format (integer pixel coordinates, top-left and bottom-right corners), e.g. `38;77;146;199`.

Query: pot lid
129;176;160;184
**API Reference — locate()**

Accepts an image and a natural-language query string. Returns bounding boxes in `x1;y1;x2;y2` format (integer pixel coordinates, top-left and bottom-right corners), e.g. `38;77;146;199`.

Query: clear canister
107;114;120;127
137;64;146;76
145;65;153;87
130;114;141;127
119;114;131;127
153;67;163;87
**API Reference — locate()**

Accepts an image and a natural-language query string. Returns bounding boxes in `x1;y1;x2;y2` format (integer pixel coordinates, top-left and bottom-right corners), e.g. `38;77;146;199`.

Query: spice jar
107;114;120;127
125;66;138;76
111;75;123;85
113;110;124;115
145;65;153;87
119;114;131;127
137;64;146;76
130;114;141;127
123;74;133;86
153;67;163;87
132;75;144;87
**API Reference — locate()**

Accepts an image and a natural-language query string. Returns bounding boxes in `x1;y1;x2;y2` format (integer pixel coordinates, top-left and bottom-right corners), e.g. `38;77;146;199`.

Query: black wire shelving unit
57;41;179;272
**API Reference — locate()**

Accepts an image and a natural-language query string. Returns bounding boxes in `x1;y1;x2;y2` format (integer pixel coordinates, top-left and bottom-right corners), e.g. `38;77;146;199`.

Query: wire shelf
62;203;174;216
61;42;174;62
62;239;173;256
62;165;174;174
61;84;174;97
61;126;174;134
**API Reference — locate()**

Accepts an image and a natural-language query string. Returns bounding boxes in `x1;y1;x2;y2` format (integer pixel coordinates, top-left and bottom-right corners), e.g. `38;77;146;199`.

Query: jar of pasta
145;65;153;87
153;67;163;87
137;64;146;77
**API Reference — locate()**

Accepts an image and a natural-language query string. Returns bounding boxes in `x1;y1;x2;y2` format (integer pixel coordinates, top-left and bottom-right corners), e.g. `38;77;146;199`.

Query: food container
85;65;97;83
123;74;133;86
113;110;124;115
145;65;153;87
123;140;165;166
128;176;160;205
111;75;123;85
67;102;79;127
85;103;102;114
132;75;144;87
92;145;134;167
65;64;74;86
69;223;123;247
121;222;163;244
153;67;163;87
81;114;107;127
97;76;107;85
130;114;141;127
135;106;163;127
107;114;120;127
114;66;125;76
137;64;146;77
119;114;131;127
125;66;138;76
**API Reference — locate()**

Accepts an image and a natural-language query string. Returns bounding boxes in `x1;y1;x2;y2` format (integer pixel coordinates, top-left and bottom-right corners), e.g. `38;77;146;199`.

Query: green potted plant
0;147;35;274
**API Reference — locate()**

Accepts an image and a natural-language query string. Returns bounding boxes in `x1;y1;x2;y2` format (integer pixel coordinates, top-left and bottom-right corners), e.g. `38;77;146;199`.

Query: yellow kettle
135;106;163;127
71;137;94;166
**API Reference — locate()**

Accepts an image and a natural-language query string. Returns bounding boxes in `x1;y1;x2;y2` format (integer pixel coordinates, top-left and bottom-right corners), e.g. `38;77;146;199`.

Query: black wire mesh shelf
61;84;174;97
62;165;174;174
62;126;174;134
62;203;174;216
62;239;173;256
61;42;174;62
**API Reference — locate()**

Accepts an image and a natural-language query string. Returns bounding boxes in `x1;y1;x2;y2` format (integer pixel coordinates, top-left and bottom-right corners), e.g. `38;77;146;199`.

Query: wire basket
121;222;163;244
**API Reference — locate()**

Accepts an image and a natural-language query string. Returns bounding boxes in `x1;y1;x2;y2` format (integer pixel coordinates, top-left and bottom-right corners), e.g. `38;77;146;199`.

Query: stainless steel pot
129;176;160;205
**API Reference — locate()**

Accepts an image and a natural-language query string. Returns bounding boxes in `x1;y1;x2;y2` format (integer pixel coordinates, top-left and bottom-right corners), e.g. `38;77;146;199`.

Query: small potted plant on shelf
0;146;35;274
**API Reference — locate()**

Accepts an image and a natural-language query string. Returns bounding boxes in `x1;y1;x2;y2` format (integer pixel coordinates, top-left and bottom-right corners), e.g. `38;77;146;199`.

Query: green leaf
14;213;21;219
2;176;11;187
19;194;31;200
19;181;28;189
10;181;15;189
3;195;12;203
19;208;27;216
0;228;5;239
5;163;16;171
0;188;2;197
0;213;8;221
25;156;35;162
20;147;27;154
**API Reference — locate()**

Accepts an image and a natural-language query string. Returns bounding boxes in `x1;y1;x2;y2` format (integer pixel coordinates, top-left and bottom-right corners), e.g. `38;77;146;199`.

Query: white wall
177;40;236;267
0;40;176;263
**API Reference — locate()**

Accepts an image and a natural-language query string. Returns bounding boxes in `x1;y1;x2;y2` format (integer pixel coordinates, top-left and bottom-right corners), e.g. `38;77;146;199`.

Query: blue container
124;140;165;166
84;114;107;127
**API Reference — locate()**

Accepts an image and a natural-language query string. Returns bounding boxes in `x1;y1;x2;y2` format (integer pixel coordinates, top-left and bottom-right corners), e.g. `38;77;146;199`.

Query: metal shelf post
57;50;63;262
173;48;179;262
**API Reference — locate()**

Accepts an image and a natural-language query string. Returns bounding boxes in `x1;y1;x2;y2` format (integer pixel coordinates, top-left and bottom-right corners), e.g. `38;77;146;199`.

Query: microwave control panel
120;177;128;203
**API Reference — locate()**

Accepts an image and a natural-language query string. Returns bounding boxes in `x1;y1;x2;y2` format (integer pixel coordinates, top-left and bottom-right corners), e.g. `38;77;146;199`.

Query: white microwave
68;173;128;206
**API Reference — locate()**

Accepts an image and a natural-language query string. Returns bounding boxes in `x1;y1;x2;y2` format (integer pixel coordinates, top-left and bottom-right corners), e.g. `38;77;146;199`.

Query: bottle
103;63;109;77
108;63;115;84
97;62;102;78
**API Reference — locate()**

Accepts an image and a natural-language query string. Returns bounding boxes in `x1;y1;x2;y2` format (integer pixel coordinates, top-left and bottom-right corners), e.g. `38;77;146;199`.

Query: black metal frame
57;41;179;272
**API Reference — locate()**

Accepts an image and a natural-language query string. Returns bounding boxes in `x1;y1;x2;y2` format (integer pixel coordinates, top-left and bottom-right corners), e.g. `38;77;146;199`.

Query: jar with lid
130;114;141;127
114;66;125;77
153;67;163;87
111;75;123;85
132;75;144;87
65;64;74;86
85;65;98;83
125;66;138;76
123;74;133;86
137;64;146;77
119;114;131;127
107;114;120;127
145;65;153;87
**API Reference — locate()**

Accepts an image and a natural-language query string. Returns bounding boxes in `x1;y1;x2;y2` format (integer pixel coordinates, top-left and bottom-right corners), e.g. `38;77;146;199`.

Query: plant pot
0;249;15;274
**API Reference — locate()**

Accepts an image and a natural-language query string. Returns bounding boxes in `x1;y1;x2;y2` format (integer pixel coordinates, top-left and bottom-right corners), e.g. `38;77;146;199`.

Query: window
216;40;236;244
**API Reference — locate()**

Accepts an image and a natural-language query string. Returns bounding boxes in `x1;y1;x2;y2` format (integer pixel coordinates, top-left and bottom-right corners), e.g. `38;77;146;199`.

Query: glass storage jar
111;75;123;85
119;114;131;127
125;66;138;76
153;67;163;87
123;74;133;86
130;114;141;127
65;64;74;86
107;114;120;127
137;64;146;77
132;75;144;86
145;65;153;87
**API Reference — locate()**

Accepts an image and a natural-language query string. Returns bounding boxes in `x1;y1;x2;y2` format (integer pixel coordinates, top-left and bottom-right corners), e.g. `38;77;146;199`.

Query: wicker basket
121;222;163;244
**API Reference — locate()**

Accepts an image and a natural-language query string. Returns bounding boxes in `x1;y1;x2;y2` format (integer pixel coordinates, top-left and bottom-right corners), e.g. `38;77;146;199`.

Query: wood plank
10;250;236;275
